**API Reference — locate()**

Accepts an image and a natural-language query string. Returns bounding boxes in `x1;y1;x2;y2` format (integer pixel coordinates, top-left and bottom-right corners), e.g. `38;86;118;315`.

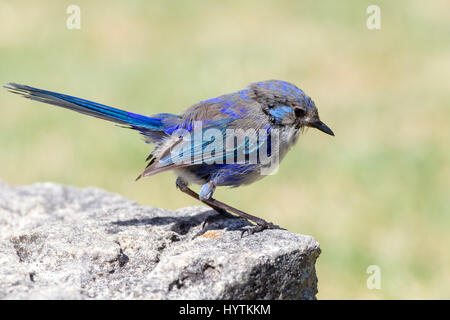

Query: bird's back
178;89;266;131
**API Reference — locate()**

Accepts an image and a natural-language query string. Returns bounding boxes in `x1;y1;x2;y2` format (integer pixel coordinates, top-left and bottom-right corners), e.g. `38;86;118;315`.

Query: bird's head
248;80;334;136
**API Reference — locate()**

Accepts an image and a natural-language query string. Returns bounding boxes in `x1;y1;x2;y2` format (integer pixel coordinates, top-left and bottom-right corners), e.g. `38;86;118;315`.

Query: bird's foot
241;221;286;237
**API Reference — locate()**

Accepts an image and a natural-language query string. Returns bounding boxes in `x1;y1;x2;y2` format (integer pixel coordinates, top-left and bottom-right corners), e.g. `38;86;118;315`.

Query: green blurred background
1;0;449;299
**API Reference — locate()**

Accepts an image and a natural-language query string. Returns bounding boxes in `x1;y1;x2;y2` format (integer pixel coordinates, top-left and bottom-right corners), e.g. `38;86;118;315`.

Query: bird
4;80;334;235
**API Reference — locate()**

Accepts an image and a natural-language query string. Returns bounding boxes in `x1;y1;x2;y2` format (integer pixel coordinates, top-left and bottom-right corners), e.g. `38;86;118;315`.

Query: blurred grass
1;0;449;299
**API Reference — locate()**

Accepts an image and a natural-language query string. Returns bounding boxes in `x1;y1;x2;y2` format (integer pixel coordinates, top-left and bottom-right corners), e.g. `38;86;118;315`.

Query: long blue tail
4;83;179;138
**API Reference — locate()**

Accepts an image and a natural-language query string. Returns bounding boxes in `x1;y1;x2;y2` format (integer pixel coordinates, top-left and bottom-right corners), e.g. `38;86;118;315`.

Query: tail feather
4;83;168;130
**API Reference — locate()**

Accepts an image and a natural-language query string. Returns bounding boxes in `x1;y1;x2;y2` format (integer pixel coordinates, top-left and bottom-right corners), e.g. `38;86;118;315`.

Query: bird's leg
176;178;229;216
175;178;284;235
176;178;236;231
203;196;285;237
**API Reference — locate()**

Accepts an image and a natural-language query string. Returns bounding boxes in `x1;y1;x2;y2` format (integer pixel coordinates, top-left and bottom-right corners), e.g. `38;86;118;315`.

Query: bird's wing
136;96;271;179
137;121;271;179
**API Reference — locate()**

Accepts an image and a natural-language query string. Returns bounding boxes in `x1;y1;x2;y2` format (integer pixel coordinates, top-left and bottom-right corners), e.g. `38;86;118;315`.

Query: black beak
310;121;334;136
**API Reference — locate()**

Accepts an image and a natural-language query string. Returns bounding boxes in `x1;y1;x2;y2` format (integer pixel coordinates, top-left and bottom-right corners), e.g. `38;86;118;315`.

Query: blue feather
269;105;292;121
4;83;173;130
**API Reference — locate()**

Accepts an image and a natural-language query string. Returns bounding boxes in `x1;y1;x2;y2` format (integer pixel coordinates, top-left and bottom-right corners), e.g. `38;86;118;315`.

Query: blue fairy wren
4;80;334;235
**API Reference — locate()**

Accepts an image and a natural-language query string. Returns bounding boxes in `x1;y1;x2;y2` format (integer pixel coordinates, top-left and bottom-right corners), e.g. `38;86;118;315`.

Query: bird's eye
294;108;306;118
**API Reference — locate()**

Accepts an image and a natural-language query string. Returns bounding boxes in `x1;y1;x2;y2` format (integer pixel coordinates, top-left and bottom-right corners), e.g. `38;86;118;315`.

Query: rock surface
0;180;321;300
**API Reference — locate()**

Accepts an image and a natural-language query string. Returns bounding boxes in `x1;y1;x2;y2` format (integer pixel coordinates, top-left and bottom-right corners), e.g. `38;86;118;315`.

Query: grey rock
0;180;321;300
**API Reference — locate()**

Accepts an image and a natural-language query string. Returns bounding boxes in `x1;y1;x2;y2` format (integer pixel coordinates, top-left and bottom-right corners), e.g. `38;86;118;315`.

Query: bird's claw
241;222;285;237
